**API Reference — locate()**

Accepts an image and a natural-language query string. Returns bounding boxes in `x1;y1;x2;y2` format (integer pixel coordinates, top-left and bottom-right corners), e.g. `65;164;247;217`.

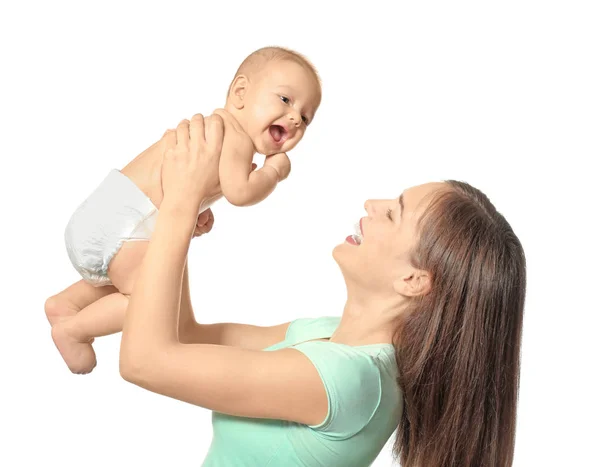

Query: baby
45;46;322;374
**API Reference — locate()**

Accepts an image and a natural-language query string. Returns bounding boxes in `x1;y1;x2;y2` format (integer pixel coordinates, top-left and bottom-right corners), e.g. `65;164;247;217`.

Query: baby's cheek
287;132;305;151
246;122;263;144
254;134;267;151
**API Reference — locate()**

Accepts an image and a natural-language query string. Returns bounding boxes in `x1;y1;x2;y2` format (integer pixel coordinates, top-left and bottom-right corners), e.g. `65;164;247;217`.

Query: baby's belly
107;241;149;295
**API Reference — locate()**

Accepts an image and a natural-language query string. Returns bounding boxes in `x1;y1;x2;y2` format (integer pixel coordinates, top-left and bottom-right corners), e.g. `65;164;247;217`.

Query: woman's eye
280;96;290;104
386;208;393;220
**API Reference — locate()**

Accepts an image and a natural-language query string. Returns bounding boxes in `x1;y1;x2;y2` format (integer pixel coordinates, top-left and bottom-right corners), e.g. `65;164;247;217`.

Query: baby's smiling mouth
269;125;288;145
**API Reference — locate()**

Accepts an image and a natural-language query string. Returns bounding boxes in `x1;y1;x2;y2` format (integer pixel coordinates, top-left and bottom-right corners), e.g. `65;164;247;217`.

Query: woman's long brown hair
392;180;526;467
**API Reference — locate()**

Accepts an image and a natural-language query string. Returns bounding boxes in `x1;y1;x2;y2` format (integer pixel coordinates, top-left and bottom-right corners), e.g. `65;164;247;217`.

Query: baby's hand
263;152;291;182
193;208;215;238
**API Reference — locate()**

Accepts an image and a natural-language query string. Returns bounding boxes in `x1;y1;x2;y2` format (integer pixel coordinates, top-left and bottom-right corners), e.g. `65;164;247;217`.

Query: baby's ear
228;75;248;110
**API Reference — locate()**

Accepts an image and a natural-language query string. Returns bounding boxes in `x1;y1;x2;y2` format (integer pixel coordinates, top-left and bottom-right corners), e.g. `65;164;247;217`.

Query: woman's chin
332;242;353;265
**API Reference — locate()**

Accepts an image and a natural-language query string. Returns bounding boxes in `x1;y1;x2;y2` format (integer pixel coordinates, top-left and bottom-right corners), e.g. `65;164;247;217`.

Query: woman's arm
163;133;289;349
177;262;200;341
119;115;328;426
178;262;291;349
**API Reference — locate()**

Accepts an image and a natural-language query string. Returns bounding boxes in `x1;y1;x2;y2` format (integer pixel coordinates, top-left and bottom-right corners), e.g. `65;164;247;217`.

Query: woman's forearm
122;204;196;358
178;262;202;342
121;114;223;370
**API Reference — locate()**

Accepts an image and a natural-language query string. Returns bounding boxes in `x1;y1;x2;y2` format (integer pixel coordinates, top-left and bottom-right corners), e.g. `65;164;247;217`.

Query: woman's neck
329;297;403;346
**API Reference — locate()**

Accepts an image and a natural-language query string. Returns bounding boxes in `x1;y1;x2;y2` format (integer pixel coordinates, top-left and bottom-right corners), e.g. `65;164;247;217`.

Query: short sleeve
292;341;383;440
285;316;341;344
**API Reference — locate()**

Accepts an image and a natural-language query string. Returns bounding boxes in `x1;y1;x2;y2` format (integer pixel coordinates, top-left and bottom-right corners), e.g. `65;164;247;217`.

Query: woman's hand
161;114;224;215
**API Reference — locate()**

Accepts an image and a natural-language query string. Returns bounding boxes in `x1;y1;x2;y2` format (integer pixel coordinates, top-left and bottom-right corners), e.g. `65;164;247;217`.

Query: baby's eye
302;116;309;125
280;96;290;104
386;208;393;220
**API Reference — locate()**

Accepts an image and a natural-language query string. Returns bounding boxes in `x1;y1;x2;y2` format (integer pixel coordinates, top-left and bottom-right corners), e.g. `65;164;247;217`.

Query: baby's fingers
204;209;215;232
196;209;210;227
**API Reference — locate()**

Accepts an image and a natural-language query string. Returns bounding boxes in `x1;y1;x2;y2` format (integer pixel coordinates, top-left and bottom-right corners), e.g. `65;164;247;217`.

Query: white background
1;1;598;466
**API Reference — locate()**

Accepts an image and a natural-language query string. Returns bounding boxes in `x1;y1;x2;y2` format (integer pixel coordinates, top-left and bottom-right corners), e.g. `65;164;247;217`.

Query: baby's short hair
227;46;321;102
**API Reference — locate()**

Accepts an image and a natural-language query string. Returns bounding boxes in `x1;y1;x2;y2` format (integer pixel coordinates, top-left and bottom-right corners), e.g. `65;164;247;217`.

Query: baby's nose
288;111;301;127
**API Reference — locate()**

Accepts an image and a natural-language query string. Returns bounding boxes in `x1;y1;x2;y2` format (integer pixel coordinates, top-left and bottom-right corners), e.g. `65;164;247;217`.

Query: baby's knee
44;295;74;321
44;295;61;319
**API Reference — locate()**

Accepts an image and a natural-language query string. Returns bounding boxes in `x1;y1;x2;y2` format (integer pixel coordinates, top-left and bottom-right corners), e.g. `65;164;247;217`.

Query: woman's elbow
119;346;150;384
119;344;176;387
119;355;138;384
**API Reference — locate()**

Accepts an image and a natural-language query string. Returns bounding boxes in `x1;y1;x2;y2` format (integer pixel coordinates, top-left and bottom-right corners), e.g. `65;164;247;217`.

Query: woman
120;114;526;467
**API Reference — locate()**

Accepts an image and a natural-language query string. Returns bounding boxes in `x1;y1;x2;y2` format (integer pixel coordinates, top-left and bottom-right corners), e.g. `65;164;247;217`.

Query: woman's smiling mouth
346;221;363;245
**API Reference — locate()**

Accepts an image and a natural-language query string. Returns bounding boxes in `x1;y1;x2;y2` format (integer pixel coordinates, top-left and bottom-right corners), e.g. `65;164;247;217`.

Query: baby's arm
213;109;284;207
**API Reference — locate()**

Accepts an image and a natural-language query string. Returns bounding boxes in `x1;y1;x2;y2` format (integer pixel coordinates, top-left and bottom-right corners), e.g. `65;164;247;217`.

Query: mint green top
202;316;403;467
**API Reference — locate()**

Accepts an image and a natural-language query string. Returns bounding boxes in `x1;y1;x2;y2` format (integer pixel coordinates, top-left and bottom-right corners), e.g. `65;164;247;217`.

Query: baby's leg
51;293;129;374
45;280;118;326
46;280;119;374
51;241;147;374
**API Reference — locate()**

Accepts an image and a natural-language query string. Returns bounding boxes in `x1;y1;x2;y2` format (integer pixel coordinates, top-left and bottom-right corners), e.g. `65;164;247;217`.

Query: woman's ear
393;269;431;297
228;75;248;110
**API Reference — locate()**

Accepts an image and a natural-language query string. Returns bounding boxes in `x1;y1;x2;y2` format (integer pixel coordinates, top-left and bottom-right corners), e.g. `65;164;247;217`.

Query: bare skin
119;113;437;428
46;110;274;374
215;59;321;206
47;59;320;374
45;281;120;373
214;108;289;206
46;134;214;374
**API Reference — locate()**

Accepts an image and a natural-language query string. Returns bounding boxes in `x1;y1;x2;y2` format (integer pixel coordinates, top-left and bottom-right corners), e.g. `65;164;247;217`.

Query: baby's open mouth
269;125;288;145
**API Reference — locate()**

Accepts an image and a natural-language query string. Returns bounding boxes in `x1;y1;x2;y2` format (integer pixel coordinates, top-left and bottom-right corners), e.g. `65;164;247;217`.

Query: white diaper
64;169;158;287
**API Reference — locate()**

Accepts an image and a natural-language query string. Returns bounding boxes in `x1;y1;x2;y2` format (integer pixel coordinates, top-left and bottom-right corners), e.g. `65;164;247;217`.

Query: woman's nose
364;199;386;215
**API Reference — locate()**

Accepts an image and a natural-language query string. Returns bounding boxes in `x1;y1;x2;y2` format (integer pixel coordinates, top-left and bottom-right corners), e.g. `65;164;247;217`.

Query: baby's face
241;61;321;156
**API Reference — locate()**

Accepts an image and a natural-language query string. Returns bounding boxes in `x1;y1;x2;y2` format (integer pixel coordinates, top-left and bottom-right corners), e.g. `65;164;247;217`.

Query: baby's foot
45;298;94;344
51;323;97;374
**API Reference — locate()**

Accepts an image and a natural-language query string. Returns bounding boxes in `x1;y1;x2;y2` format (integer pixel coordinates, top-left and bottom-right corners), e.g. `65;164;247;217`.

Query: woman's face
333;182;446;294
